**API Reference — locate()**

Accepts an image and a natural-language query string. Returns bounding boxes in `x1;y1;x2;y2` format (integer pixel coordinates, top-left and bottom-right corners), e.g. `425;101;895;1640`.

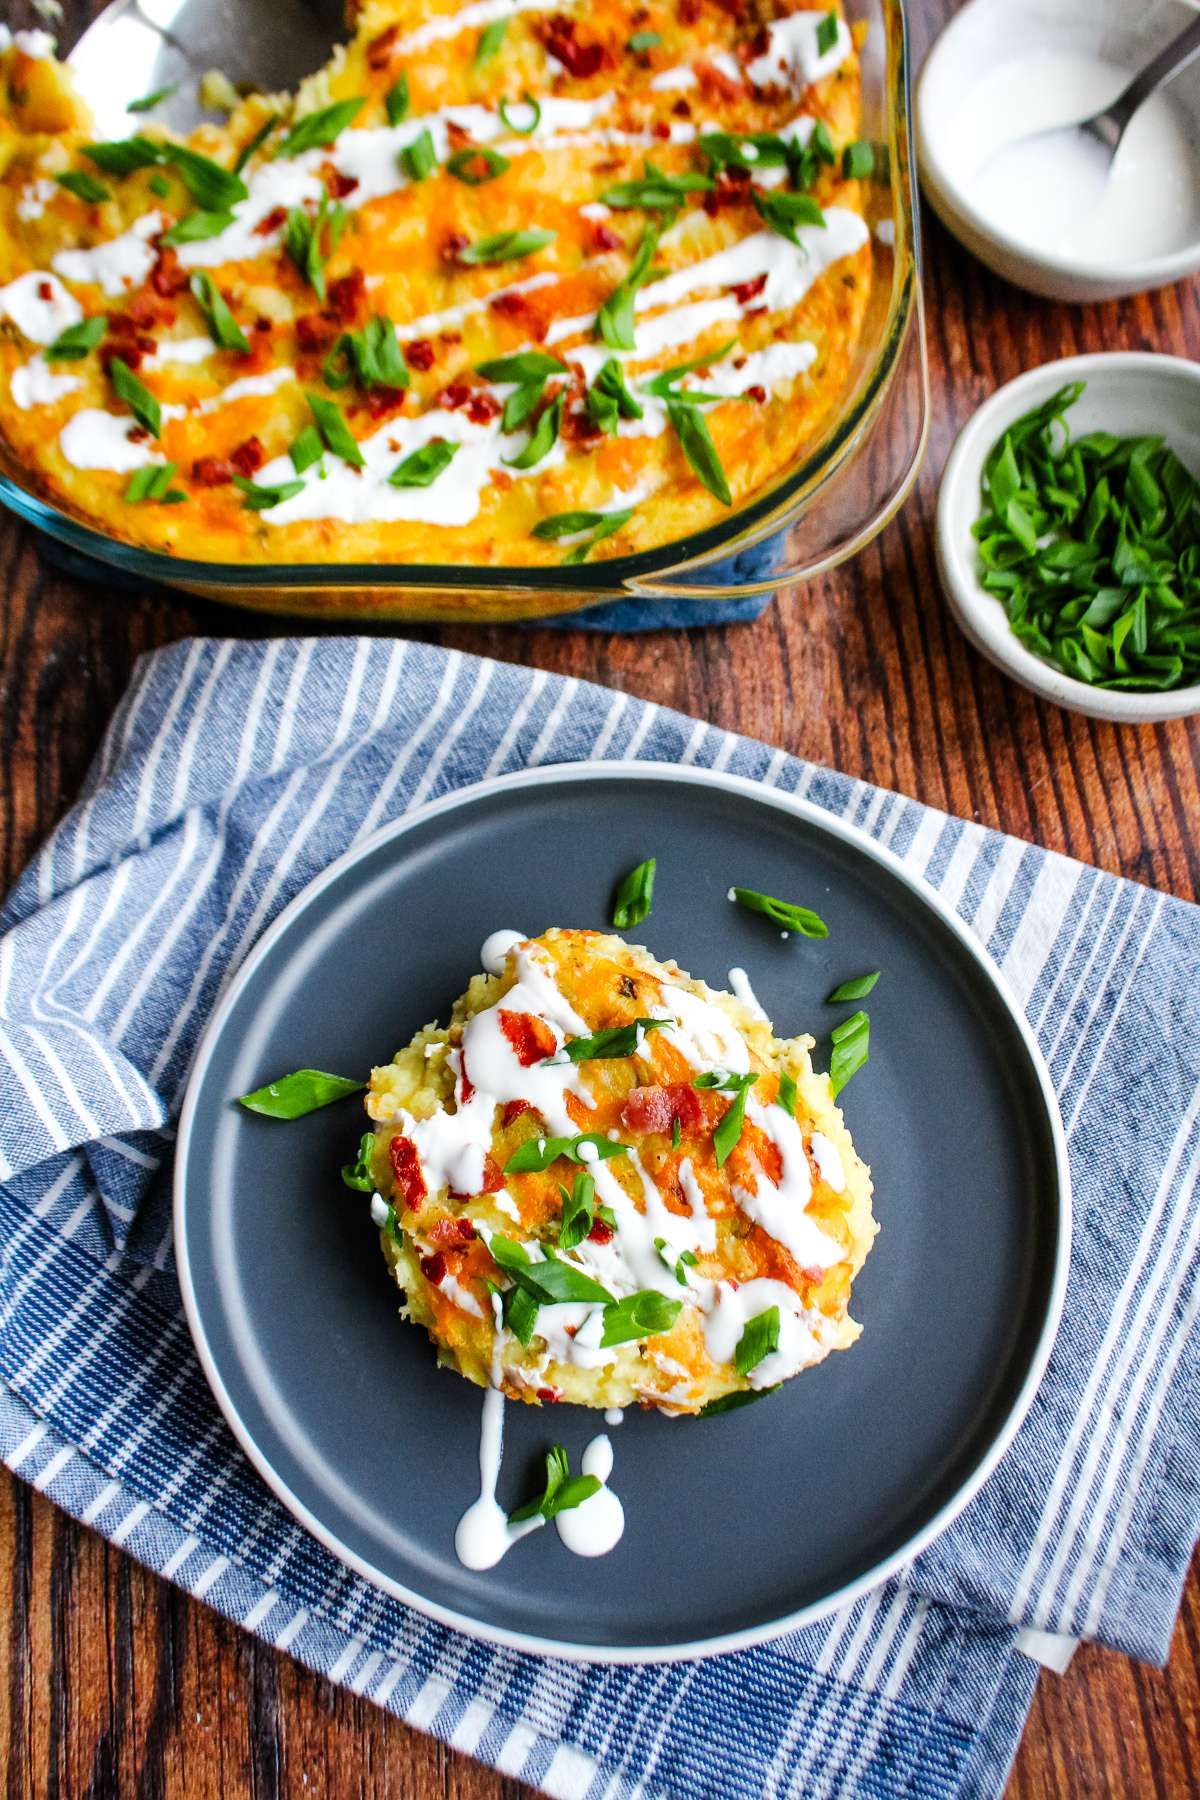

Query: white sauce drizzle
604;1407;625;1426
59;410;163;472
481;928;527;975
703;1277;832;1387
727;965;768;1021
555;1435;625;1556
10;355;80;411
144;336;218;368
391;0;559;58
810;1130;846;1192
52;214;164;296
17;178;56;222
746;12;853;92
650;64;698;92
0;271;81;345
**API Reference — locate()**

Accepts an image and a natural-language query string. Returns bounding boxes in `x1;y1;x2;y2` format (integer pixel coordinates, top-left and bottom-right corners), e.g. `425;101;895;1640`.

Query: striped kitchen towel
0;636;1198;1800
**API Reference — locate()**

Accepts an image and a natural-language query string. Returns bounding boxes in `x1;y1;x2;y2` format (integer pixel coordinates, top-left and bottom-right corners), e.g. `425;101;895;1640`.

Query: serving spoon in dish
65;0;346;136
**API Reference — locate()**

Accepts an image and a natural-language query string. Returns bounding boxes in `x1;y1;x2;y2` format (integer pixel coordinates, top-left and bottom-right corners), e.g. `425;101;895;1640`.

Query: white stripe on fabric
495;1720;542;1779
243;1590;279;1632
192;1554;229;1599
110;1500;150;1547
1001;854;1084;1002
1040;886;1124;1065
275;1607;309;1651
1011;1079;1200;1616
407;1672;452;1729
678;719;708;766
1062;894;1164;1135
450;1696;496;1754
1053;1119;1200;1628
33;1445;74;1492
623;702;660;761
406;661;496;809
352;646;459;845
526;678;580;767
972;836;1026;945
5;1421;48;1471
80;1479;120;1525
161;1535;200;1578
483;670;549;777
589;692;627;763
542;1743;600;1800
328;1635;366;1684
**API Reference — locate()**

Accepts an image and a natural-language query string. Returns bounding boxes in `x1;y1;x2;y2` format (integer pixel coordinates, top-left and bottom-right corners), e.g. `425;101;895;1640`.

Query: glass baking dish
0;0;928;624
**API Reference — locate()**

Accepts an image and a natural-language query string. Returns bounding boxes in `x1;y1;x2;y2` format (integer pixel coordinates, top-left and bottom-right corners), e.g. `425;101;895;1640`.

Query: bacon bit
327;269;366;325
406;336;435;371
363;386;405;420
439;330;463;346
126;425;150;444
149;248;188;296
592;223;622;252
732;272;767;305
321;164;359;201
254;205;288;238
747;24;771;57
672;97;693;117
295;311;338;353
466;391;502;425
678;0;701;21
538;14;608;78
445;120;476;151
561;403;603;445
703;165;752;215
746;384;767;403
622;1083;705;1135
190;456;233;487
229;435;265;477
587;1218;615;1245
458;1053;475;1104
499;1010;558;1067
649;120;670;139
419;1250;447;1285
389;1134;428;1208
366;22;401;68
442;231;470;263
436;381;473;412
489;289;530;319
502;1098;535;1128
744;303;767;318
124;295;161;331
254;315;272;334
429;1216;478;1247
37;279;52;301
535;1386;562;1404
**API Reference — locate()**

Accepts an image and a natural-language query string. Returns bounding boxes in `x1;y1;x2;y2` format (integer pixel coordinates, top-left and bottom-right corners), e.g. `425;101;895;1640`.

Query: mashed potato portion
363;927;875;1414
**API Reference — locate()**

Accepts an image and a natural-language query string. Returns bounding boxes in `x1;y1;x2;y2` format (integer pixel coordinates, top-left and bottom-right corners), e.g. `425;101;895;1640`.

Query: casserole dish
0;0;926;622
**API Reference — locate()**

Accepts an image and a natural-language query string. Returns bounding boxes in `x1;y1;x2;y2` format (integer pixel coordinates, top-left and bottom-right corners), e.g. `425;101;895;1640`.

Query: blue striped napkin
1;636;1197;1800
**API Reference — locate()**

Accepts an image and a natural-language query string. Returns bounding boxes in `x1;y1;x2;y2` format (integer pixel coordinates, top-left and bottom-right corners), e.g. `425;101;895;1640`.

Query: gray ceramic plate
175;764;1069;1662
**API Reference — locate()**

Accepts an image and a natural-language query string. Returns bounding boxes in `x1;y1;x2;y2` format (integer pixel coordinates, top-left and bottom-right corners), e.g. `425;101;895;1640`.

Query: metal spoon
1063;10;1200;162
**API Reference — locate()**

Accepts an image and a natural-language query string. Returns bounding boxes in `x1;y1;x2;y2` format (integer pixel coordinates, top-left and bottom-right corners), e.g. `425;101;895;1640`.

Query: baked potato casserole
0;1;872;566
362;928;876;1414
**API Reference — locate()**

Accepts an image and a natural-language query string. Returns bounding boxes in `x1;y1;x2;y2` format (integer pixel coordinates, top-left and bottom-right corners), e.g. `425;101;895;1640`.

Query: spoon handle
1108;12;1200;134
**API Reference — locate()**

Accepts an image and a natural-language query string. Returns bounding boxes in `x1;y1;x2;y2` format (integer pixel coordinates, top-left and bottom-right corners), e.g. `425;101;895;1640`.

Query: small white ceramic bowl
936;354;1200;723
917;0;1200;302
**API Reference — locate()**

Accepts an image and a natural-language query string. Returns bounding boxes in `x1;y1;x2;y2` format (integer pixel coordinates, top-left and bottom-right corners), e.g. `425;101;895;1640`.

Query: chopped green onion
45;315;106;362
596;222;657;350
627;29;662;50
505;1132;631;1173
289;425;324;474
81;136;162;176
602;162;713;211
842;139;874;180
532;506;635;564
654;1237;698;1285
166;144;248;212
385;74;409;126
503;393;562;468
600;1289;683;1345
557;1172;597;1249
698;1384;780;1415
666;397;731;505
489;1236;614;1305
827;971;879;1002
276;97;365;159
284;194;346;299
552;1019;667;1062
237;1069;364;1117
586;358;644;434
307;390;365;468
458;227;556;264
499;93;541;134
189;272;250;354
161;209;236;246
233;115;281;173
730;887;829;938
508;1446;600;1522
341;1131;376;1191
751;188;826;245
233;474;306;510
148;172;172;198
446;145;510;184
671;1116;682;1150
56;170;110;203
400;127;437;181
323;316;409;391
128;83;177;112
816;8;840;55
776;1071;797;1116
710;1071;759;1166
109;356;160;437
829;1010;869;1097
388;439;459;487
612;856;655;929
124;463;184;504
735;1306;780;1376
475;17;508;65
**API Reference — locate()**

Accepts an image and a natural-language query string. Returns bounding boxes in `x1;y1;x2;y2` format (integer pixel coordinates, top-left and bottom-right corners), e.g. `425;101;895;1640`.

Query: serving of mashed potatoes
362;927;876;1415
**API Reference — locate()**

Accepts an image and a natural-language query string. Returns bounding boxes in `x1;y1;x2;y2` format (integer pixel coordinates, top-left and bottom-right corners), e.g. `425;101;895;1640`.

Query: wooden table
1;0;1198;1791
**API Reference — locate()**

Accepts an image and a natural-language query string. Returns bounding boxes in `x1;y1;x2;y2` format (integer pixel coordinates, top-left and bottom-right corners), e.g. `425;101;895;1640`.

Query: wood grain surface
0;0;1198;1793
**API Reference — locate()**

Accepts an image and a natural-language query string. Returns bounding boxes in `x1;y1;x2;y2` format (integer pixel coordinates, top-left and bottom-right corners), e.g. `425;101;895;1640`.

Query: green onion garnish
275;97;365;158
457;227;556;264
323;316;409;392
505;1133;631;1173
628;30;661;50
45;315;106;362
829;1009;869;1097
827;971;879;1002
56;170;110;203
531;506;635;564
124;463;185;504
385;74;409;126
503;393;562;469
446;145;510;184
508;1446;600;1523
552;1019;667;1062
735;1305;780;1375
237;1069;364;1117
307;391;365;468
289;424;324;474
816;9;840;56
341;1131;376;1191
109;356;161;437
730;887;829;938
128;83;177;112
189;272;249;354
400;127;437;181
475;17;508;65
599;1289;684;1345
842;139;874;180
499;93;541;134
612;856;655;929
388;440;459;487
751;189;826;245
233;474;306;511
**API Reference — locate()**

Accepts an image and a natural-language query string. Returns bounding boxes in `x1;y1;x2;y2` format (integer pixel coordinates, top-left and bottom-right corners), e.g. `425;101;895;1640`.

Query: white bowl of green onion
936;353;1200;722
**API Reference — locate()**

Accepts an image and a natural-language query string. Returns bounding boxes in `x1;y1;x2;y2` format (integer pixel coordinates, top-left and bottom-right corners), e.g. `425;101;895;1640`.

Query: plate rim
174;759;1072;1664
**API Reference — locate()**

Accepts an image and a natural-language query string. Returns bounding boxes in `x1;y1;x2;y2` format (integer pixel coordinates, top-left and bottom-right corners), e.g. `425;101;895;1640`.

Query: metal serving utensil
64;0;346;136
1034;9;1200;164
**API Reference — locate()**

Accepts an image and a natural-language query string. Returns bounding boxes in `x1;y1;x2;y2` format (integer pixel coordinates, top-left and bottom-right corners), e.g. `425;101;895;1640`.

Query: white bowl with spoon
936;354;1200;723
917;0;1200;302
